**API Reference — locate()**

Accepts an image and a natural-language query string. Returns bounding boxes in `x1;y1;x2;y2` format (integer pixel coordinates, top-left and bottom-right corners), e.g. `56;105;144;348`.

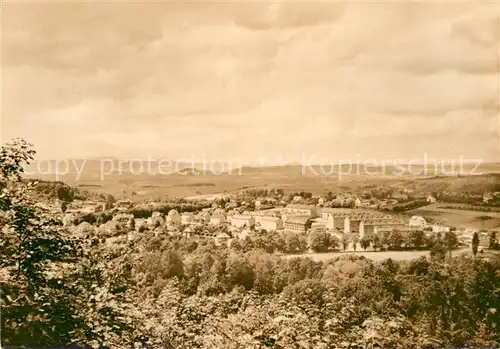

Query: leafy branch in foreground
0;139;141;347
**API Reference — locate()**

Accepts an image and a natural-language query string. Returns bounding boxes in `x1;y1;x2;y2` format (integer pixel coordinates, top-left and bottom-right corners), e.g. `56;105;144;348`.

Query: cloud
2;1;498;162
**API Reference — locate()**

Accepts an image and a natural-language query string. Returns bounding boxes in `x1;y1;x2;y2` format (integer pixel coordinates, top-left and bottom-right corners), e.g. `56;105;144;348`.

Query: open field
409;203;500;230
282;248;473;262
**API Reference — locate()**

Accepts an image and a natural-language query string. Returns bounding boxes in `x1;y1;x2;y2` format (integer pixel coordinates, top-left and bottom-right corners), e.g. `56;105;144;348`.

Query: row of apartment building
165;204;427;236
278;204;409;236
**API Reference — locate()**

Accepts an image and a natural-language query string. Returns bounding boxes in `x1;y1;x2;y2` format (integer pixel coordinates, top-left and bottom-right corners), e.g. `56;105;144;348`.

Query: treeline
224;229;457;255
438;205;500;213
29;179;107;203
361;229;459;252
391;199;428;212
243;188;285;199
127;202;213;218
72;211;114;226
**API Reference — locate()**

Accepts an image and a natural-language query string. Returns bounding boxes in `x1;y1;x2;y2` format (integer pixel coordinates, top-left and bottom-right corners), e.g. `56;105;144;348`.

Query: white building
284;216;311;233
284;204;319;218
344;214;363;234
134;218;147;232
409;216;427;229
259;207;283;218
354;198;362;208
260;216;284;232
327;212;351;231
147;215;165;229
213;208;227;216
183;226;194;238
319;208;352;223
62;213;76;227
231;215;255;228
214;232;230;246
233;227;251;240
166;209;181;225
360;218;406;238
210;214;226;225
432;224;450;233
181;212;195;225
483;192;494;203
427;195;437;204
464;227;480;235
81;205;97;214
76;222;95;236
320;208;337;220
281;213;289;223
242;211;263;223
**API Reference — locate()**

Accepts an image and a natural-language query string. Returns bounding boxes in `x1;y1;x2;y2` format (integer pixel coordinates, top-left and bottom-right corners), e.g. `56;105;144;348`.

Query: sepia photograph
1;1;499;348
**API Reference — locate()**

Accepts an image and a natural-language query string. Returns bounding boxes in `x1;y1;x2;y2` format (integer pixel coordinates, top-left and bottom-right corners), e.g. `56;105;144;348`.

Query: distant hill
25;158;242;177
21;159;500;201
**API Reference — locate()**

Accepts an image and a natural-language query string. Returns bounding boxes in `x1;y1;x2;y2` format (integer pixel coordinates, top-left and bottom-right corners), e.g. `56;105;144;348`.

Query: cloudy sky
2;1;499;163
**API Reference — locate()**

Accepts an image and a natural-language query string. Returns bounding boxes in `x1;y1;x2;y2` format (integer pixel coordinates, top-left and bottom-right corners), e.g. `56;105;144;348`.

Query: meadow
282;248;473;263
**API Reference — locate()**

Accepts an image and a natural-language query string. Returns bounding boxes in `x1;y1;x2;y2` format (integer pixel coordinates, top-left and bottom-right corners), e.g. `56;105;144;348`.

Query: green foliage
0;140;78;346
360;236;371;251
372;234;382;251
0;139;139;348
444;231;459;255
430;241;447;261
309;231;334;253
341;234;349;251
388;229;404;250
280;232;308;254
105;194;116;210
1;139;499;348
129;235;500;348
490;231;499;250
129;201;213;218
406;229;426;250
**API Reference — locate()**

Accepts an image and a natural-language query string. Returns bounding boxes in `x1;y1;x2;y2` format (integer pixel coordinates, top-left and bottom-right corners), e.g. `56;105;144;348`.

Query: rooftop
320;207;353;214
376;227;420;233
410;215;425;220
232;215;253;220
261;216;281;222
215;232;230;239
285;216;311;224
286;204;317;210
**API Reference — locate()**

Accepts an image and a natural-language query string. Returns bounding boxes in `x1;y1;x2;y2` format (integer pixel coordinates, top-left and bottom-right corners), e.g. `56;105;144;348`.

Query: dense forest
1;140;499;348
